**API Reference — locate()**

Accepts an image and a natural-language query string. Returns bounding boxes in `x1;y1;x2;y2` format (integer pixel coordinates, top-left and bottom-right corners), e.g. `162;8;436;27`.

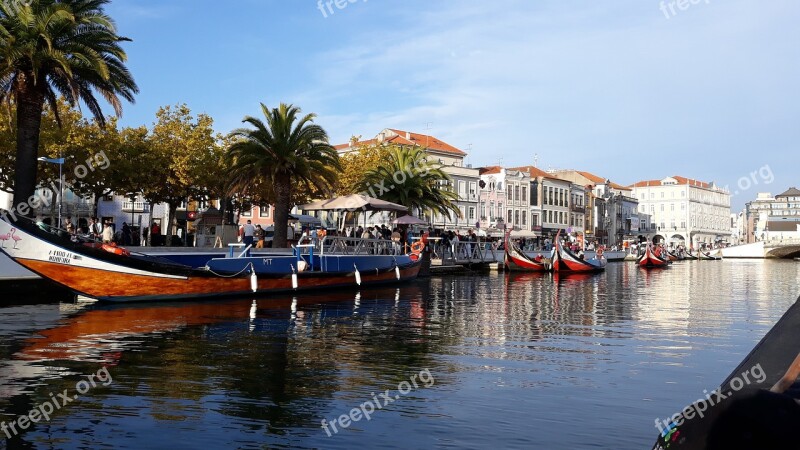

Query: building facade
631;176;731;247
744;188;800;242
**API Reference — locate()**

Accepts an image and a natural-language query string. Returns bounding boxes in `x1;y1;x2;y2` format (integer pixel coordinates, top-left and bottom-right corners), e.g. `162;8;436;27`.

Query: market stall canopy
299;194;408;213
288;213;322;226
391;215;428;225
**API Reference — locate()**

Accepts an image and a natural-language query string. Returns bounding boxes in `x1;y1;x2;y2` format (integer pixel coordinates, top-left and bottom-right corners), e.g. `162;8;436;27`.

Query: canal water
1;260;799;449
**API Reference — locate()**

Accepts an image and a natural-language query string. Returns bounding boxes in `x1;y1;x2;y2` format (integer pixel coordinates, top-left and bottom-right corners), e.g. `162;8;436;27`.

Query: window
489;201;494;217
661;192;665;198
469;207;475;220
507;186;513;200
469;182;477;197
532;214;539;227
514;210;520;224
259;205;270;217
515;185;520;203
660;204;665;212
681;204;685;211
498;202;503;217
522;211;527;226
459;180;467;196
508;209;513;223
481;204;487;218
241;208;252;217
522;186;527;202
670;204;675;212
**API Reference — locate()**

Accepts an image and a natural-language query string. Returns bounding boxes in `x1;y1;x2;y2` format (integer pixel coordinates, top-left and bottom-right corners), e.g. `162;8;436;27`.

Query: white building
0;191;11;211
744;188;800;242
631;176;731;247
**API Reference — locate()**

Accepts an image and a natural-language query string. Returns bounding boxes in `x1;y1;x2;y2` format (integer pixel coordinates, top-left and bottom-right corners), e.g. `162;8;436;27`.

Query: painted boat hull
504;233;550;272
552;234;606;273
0;213;421;302
638;247;671;268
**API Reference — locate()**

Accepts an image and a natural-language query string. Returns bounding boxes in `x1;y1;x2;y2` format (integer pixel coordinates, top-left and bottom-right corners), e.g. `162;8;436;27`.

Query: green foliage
336;138;391;195
361;145;461;220
0;0;138;206
226;103;340;248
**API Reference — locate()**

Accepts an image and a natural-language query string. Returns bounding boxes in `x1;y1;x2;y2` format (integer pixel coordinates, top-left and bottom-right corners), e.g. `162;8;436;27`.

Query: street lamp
38;155;66;228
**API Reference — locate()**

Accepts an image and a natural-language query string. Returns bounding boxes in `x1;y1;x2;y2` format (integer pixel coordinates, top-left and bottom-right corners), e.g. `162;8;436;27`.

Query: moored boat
552;232;606;273
0;212;422;302
638;245;671;268
504;232;551;272
652;297;800;449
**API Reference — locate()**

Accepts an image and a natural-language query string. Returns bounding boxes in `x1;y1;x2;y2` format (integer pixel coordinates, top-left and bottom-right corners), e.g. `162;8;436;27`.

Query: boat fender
102;243;130;257
354;264;362;286
395;265;401;280
250;265;258;293
291;264;299;289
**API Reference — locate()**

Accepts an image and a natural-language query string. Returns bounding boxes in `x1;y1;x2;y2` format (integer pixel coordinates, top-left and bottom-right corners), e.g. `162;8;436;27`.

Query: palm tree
0;0;138;211
361;145;461;221
226;103;340;248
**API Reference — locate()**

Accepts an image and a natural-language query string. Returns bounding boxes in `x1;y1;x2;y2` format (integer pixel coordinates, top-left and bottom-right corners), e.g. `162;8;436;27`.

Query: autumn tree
335;136;391;195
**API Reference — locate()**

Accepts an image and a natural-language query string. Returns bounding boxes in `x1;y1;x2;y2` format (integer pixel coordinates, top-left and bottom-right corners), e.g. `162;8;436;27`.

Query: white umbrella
391;215;428;225
299;194;408;212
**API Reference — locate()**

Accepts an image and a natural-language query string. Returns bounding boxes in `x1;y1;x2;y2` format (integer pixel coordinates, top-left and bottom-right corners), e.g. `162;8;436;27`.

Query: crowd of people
34;215;162;247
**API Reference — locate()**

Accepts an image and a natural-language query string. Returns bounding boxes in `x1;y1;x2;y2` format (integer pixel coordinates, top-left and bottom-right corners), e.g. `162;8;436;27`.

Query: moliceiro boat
504;232;551;272
639;245;671;268
552;232;606;273
0;212;423;302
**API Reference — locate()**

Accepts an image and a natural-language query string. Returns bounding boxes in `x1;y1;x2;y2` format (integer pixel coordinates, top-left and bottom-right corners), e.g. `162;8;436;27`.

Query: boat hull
552;234;606;273
638;247;671;268
504;233;550;272
0;213;421;302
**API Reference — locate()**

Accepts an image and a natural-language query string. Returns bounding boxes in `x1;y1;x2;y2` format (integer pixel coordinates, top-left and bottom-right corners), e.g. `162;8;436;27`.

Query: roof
479;166;502;175
333;138;378;151
630;176;710;189
767;220;800;232
509;165;556;180
575;171;630;191
386;129;466;156
776;187;800;198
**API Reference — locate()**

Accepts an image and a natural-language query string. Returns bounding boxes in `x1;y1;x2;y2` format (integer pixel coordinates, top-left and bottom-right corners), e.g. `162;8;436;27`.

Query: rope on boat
203;263;253;278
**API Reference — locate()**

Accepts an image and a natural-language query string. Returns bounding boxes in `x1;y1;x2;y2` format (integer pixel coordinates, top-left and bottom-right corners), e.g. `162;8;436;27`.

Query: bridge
719;239;800;259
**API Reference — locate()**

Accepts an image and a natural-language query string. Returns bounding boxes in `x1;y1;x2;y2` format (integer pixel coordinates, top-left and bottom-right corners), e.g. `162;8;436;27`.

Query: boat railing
297;235;403;256
439;239;499;264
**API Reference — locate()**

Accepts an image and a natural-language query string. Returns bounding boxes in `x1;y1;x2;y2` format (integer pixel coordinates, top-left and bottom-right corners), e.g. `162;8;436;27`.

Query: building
478;166;531;235
631;176;731;247
335;128;480;231
744;188;800;242
512;166;572;242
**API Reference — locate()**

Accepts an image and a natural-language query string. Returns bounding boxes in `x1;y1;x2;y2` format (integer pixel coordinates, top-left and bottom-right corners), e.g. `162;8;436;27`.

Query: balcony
122;201;150;212
571;205;585;213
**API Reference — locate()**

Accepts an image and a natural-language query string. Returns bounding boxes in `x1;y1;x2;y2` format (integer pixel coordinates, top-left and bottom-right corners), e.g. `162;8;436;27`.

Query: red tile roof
510;165;552;179
479;166;502;175
387;129;466;156
574;171;630;191
333;138;378;151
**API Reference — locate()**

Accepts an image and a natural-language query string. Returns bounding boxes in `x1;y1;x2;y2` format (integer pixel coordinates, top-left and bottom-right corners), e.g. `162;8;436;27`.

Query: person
254;224;265;248
242;220;255;247
150;222;161;246
142;227;149;246
122;222;131;246
102;221;114;244
391;228;402;254
361;227;372;239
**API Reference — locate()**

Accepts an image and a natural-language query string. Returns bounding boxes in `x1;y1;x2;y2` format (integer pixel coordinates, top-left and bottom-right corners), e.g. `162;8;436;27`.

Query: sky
105;0;800;211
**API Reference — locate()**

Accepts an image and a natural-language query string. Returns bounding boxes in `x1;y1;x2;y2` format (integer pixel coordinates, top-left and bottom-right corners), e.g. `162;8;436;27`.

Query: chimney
406;131;411;140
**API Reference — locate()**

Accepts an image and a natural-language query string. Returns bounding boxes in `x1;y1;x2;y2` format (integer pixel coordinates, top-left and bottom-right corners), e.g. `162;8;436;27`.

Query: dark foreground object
653;297;800;449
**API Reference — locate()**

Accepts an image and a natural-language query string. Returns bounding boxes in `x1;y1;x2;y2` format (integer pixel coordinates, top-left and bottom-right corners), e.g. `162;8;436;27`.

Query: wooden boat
0;212;422;302
694;250;722;261
638;245;671;268
552;232;606;273
504;232;551;272
652;296;800;450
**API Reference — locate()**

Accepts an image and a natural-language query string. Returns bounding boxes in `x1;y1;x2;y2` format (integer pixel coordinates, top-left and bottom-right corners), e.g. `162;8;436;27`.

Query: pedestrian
102;221;114;244
151;222;161;246
242;220;255;247
122;222;131;246
254;224;265;248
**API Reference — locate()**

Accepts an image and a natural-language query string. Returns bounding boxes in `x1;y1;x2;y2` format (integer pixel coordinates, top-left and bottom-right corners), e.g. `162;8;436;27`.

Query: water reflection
0;260;798;448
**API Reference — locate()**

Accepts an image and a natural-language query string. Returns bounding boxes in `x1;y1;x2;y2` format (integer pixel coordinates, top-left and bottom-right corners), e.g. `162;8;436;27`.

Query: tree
226;103;340;249
144;104;217;245
336;137;391;195
0;0;138;212
361;145;461;220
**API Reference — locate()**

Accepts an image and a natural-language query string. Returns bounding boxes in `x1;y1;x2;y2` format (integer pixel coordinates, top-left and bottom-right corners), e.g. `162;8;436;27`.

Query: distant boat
551;231;606;273
504;232;551;272
638;245;670;268
0;212;423;303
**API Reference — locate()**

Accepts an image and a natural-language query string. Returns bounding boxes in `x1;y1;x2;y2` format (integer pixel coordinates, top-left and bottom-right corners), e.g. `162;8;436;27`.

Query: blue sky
106;0;800;210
